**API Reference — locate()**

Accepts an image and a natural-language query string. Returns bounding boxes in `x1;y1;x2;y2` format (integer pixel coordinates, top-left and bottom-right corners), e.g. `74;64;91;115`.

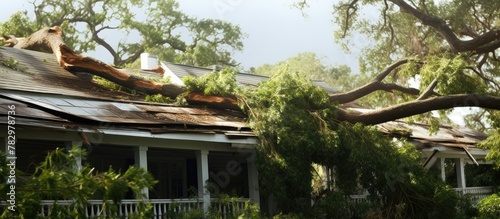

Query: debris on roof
378;120;487;149
0;47;253;138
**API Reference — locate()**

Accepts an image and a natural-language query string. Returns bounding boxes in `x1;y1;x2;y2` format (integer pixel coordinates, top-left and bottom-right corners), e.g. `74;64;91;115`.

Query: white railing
348;186;494;205
455;186;494;203
350;195;369;204
40;199;202;218
39;198;251;218
210;198;250;217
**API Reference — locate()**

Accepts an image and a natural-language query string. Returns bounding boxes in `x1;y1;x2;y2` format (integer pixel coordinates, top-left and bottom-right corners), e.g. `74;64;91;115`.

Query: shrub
478;194;500;219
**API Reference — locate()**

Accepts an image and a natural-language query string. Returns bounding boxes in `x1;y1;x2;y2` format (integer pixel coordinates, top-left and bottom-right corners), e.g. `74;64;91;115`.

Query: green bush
478;194;500;219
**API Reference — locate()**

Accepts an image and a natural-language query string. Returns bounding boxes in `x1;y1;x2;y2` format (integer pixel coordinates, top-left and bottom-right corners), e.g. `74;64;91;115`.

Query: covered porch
1;122;260;218
376;120;496;204
422;146;494;203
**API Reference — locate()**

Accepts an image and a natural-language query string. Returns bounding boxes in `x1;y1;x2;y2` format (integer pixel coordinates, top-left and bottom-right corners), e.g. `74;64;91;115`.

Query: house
0;47;260;217
378;120;494;202
0;46;494;217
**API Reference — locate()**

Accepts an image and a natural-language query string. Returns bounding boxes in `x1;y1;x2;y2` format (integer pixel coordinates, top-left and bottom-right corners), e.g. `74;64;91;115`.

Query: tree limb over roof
3;26;500;125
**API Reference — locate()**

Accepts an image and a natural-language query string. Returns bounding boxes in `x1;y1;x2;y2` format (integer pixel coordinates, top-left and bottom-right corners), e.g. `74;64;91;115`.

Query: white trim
134;146;149;199
421;147;489;159
437;158;446;182
196;150;210;213
456;158;466;193
161;62;184;85
96;128;258;145
6;126;258;152
247;159;260;204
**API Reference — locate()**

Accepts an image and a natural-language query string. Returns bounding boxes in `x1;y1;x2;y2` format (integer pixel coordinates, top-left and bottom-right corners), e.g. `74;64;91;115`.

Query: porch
0;127;260;217
39;198;251;218
422;147;496;204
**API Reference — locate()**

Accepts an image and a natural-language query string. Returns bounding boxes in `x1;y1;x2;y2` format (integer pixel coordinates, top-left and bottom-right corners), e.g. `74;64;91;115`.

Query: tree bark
336;94;500;125
390;0;500;54
7;26;186;98
4;26;241;110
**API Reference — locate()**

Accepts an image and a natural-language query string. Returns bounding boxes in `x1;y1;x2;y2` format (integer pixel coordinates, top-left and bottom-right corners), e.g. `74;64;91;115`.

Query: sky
176;0;361;71
0;0;362;72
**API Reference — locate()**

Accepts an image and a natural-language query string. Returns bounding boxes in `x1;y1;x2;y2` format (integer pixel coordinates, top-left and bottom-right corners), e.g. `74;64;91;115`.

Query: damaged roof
0;47;253;138
378;120;488;149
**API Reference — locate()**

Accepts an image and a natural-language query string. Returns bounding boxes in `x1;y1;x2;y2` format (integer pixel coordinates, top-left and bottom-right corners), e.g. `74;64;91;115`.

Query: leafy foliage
184;68;241;96
93;76;139;94
478;131;500;168
144;94;174;103
419;55;487;95
477;194;500;219
0;148;156;218
251;52;362;92
242;67;461;217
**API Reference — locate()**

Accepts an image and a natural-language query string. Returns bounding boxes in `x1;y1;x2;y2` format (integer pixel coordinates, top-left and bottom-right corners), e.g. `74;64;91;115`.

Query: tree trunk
4;26;500;124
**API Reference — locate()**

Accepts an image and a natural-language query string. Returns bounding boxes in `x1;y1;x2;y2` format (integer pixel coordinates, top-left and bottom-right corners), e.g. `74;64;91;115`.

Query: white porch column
455;158;466;195
65;141;82;173
436;158;446;182
247;159;260;204
134;146;149;199
196;150;210;213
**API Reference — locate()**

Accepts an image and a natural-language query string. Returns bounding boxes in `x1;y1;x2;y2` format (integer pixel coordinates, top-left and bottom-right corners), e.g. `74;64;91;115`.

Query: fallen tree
2;26;500;124
2;26;240;110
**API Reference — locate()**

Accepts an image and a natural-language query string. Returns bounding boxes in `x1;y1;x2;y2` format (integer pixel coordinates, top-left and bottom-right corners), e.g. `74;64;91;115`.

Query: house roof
378;121;488;149
161;62;339;93
0;47;489;154
348;107;489;160
0;47;254;141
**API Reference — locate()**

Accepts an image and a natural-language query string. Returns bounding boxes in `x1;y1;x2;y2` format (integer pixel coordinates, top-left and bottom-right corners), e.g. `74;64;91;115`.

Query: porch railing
348;186;493;206
210;198;249;217
39;198;250;218
454;186;494;203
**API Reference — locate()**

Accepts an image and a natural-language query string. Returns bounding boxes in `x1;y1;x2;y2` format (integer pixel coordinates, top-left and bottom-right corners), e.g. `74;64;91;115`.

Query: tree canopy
0;0;245;67
251;52;363;92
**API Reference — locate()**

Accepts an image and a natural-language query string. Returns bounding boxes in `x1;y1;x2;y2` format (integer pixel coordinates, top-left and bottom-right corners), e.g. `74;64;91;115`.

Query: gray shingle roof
0;47;252;134
161;62;339;93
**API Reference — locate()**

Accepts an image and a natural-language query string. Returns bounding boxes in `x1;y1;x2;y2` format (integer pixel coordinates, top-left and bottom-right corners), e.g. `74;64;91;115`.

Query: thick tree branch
8;26;241;111
390;0;500;53
336;94;500;125
329;59;409;103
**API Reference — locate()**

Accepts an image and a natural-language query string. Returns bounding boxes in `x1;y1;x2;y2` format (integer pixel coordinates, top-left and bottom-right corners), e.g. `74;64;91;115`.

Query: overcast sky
177;0;361;71
0;0;362;72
